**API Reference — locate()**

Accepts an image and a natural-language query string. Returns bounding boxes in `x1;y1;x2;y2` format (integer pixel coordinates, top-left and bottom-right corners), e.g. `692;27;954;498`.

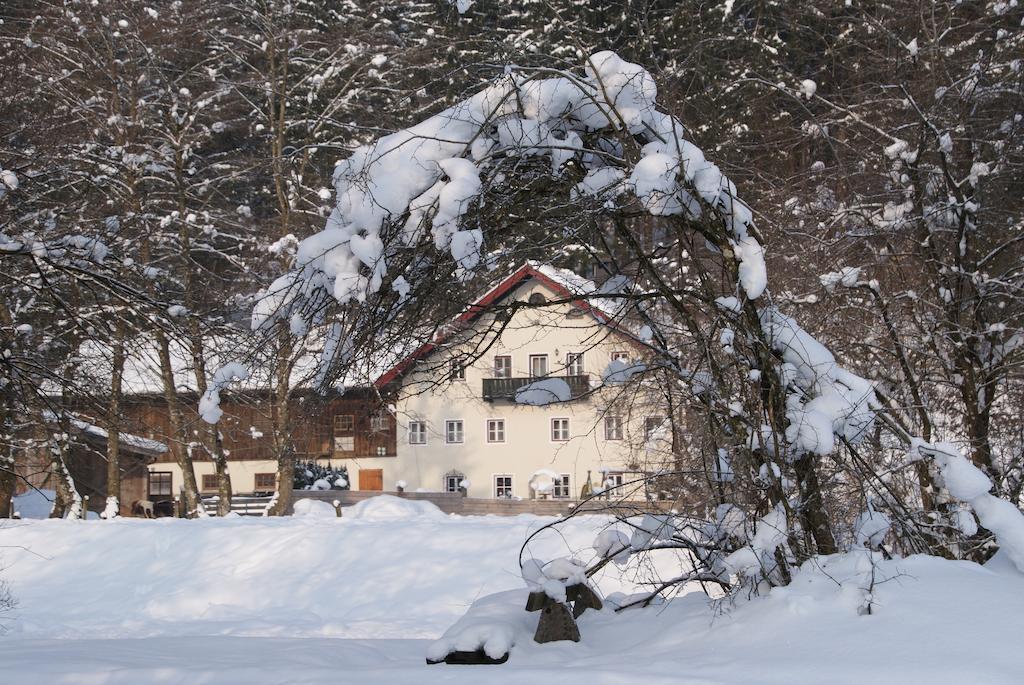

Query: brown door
359;468;383;491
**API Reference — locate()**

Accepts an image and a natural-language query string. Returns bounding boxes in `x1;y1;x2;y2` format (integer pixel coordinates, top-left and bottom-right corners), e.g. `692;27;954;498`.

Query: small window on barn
149;472;172;497
201;474;218;491
335;436;355;452
254;473;276;491
334;414;354;434
370;413;391;432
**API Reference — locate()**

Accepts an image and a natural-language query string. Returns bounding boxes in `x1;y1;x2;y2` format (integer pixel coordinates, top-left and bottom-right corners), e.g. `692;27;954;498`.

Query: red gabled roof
373;262;622;389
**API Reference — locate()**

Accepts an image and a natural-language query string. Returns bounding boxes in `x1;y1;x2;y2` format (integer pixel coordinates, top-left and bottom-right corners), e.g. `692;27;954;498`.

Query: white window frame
604;471;625;496
566;352;585;376
645;416;665;440
494;474;514;499
529;354;549;378
486;418;506;443
445;419;464;444
553;474;571;499
493;355;512;378
604;415;623;440
444;472;465;493
611;350;630;362
551;417;570;442
370;413;390;432
450;360;466;381
408;421;427;445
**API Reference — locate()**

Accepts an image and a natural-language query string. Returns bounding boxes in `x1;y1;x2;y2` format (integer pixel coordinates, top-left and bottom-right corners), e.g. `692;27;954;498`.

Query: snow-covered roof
43;410;167;456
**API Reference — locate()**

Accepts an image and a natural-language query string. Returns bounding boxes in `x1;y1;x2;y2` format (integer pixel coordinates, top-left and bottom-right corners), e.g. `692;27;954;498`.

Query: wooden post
333;499;342;517
82;495;90;519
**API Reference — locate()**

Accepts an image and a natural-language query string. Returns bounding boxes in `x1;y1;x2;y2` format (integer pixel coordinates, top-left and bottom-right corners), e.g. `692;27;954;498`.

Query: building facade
345;263;666;500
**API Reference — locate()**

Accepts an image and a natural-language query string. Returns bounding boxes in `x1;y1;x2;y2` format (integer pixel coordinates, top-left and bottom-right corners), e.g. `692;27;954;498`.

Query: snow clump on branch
252;50;769;336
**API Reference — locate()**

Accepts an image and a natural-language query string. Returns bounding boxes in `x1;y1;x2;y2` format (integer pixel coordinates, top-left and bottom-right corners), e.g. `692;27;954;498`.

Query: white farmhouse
350;262;669;500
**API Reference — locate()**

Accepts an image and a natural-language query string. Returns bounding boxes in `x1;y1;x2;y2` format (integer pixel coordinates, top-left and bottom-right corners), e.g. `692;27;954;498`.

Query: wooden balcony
481;375;591;402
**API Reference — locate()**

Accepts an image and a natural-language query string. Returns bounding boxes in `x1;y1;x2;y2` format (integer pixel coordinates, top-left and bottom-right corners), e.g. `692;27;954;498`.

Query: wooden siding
117;390;396;463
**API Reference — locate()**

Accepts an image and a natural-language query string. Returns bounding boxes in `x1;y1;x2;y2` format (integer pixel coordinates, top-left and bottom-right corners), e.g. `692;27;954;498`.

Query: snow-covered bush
293;461;350;492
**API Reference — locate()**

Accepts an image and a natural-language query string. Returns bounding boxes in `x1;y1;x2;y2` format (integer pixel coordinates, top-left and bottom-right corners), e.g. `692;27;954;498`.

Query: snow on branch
913;440;1024;573
198;362;249;424
253;50;768;337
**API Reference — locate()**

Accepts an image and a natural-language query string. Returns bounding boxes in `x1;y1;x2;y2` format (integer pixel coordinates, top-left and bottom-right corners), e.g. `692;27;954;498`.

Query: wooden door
359;468;383;491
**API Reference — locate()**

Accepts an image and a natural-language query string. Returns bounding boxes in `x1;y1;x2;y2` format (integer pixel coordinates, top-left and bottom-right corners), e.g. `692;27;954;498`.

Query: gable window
551;418;570;442
409;421;427;445
255;473;276;491
444;471;465;493
566;352;585;376
334;414;354;434
446;420;464;444
553;474;571;499
605;415;623;440
450;361;466;381
370;413;390;432
528;292;547;305
201;474;218;491
611;350;630;362
494;474;513;498
529;354;549;378
486;419;505;443
645;416;665;440
494;355;512;378
149;472;172;497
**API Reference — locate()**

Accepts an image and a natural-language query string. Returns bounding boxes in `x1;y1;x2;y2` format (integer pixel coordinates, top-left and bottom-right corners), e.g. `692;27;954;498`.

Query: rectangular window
611;350;630;362
149;472;172;497
494;475;513;498
494;355;512;378
645;416;665;440
335;436;355;452
451;361;466;381
566;352;585;376
486;419;505;443
445;473;465;493
605;415;623;440
408;421;426;444
255;473;276;490
551;418;570;442
201;474;218;491
529;354;549;378
446;419;464;444
553;474;571;499
370;413;390;432
603;472;625;495
334;414;354;434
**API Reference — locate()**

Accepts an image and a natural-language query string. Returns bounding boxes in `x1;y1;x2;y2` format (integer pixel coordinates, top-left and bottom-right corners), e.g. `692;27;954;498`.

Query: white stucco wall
347;278;666;499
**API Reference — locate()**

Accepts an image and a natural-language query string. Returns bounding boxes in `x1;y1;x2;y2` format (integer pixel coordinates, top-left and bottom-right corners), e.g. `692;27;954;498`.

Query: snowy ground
1;497;1021;684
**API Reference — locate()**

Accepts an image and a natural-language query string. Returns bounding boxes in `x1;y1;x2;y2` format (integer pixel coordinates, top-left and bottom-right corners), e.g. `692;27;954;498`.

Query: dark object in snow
426;649;510;665
526;580;600;643
534;601;581;644
567;582;603;618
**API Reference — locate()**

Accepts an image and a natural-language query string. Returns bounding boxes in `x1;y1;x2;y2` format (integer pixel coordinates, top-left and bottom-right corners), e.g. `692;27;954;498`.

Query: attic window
528;292;547;305
567;305;585;318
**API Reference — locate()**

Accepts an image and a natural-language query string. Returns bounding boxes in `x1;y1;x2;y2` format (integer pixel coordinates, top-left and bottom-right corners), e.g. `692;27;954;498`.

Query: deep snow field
1;495;1022;684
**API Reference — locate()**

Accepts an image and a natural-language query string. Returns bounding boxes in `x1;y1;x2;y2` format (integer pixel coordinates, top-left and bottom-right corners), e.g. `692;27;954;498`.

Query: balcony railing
482;375;591;402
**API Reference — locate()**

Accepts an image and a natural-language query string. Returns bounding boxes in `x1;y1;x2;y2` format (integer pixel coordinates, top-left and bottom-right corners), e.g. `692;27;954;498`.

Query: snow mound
292;498;337;518
514;377;572;405
342;495;447;520
426;589;535;662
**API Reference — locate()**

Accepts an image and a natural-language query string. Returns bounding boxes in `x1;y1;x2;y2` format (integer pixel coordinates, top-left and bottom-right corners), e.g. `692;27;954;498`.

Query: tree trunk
267;332;295;516
155;330;205;517
48;432;82;519
105;322;126;518
188;327;233;516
